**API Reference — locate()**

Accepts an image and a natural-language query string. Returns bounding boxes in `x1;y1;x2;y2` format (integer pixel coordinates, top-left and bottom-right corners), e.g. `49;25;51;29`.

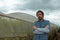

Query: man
33;10;50;40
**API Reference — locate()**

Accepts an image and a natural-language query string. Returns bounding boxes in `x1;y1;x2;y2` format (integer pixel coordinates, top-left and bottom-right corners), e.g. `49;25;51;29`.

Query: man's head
36;10;44;20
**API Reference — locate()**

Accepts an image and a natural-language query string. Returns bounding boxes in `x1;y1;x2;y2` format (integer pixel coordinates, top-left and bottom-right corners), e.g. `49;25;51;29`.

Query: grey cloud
0;7;8;12
1;0;60;12
23;0;60;10
13;4;26;10
11;0;60;11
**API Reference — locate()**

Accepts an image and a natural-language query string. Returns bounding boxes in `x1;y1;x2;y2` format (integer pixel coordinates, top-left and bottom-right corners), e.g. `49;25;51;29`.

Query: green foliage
0;16;33;40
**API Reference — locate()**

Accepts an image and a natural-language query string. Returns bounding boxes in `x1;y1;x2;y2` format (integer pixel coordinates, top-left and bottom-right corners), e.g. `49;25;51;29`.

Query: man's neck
39;19;44;22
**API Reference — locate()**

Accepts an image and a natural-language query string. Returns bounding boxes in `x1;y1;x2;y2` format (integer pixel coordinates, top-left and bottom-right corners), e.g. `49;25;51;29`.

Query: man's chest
36;22;47;28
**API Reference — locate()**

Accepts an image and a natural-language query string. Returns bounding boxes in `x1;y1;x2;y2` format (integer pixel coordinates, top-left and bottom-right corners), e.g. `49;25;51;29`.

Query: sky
0;0;60;26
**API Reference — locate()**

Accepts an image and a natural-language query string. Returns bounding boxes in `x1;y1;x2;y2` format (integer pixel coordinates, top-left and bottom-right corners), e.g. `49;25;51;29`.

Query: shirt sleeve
37;28;49;33
33;30;44;34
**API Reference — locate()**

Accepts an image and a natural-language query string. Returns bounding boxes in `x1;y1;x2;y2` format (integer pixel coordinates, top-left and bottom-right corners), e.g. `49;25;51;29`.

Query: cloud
44;10;60;26
22;0;60;10
0;6;8;12
1;0;60;11
0;0;27;12
0;0;60;26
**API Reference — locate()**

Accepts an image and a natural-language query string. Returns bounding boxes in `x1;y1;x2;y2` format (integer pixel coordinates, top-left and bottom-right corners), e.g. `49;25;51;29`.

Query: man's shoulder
44;20;50;24
44;19;50;22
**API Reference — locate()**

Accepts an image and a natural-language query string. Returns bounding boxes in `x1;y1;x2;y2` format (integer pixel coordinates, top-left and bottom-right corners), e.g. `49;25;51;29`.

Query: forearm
37;28;49;33
33;30;44;34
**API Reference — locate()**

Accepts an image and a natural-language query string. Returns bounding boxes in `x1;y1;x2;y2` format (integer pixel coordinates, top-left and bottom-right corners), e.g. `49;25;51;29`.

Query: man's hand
33;26;37;30
45;25;49;28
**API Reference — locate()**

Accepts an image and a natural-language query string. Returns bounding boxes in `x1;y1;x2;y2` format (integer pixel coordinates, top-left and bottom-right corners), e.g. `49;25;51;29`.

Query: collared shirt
33;19;50;40
34;19;50;28
33;20;50;33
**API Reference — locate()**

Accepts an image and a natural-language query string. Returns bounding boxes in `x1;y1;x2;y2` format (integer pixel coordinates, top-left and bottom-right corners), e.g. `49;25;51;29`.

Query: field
0;15;60;40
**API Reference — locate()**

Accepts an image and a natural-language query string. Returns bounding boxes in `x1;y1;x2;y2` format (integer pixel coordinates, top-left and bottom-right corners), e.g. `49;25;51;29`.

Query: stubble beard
38;17;43;21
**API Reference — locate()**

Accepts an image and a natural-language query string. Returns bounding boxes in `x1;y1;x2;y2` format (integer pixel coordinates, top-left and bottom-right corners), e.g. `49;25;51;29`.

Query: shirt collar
38;19;44;22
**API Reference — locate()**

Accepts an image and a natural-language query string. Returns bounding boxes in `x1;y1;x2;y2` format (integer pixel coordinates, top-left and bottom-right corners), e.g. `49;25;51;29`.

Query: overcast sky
0;0;60;26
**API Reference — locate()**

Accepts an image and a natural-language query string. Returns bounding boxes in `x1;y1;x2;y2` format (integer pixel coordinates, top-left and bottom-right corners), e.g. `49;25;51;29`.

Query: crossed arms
33;25;50;34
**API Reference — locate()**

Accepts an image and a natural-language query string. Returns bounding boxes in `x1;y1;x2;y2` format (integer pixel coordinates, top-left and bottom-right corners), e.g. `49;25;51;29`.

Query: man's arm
37;25;50;33
33;29;44;34
33;26;37;30
33;25;50;34
33;26;44;34
33;21;50;34
37;21;50;33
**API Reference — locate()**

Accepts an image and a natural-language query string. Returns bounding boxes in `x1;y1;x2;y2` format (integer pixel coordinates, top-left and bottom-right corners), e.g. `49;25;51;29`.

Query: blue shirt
33;19;50;40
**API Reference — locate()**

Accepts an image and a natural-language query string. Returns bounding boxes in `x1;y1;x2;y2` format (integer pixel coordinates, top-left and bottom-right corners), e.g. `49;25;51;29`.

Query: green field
0;16;33;40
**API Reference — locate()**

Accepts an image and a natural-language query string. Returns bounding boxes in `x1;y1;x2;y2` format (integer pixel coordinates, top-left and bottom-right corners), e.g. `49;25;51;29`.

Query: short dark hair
36;10;44;16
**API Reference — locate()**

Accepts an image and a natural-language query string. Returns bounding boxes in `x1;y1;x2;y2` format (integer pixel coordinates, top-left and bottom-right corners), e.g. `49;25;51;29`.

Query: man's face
37;12;44;20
